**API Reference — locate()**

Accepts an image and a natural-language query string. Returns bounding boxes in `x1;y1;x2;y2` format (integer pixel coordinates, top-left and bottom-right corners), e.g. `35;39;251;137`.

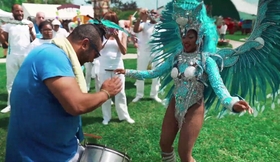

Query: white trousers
84;62;93;92
84;62;100;92
98;71;131;121
6;54;27;106
135;50;161;98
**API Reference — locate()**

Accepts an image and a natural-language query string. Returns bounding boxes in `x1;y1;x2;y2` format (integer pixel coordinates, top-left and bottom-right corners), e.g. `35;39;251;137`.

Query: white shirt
53;28;69;38
98;31;124;71
137;22;156;52
26;38;52;54
220;24;228;34
2;19;35;55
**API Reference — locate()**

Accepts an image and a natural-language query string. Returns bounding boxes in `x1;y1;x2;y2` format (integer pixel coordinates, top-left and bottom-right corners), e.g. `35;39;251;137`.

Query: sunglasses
86;38;101;58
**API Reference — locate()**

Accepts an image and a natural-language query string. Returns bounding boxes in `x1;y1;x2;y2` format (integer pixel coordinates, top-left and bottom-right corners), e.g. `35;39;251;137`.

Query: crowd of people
0;1;259;161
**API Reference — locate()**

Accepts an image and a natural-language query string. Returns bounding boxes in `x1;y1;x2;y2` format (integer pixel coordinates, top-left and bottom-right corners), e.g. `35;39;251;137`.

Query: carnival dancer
115;0;280;161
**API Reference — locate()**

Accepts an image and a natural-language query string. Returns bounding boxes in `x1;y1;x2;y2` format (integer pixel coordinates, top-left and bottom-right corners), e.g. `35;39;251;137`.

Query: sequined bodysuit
126;52;238;128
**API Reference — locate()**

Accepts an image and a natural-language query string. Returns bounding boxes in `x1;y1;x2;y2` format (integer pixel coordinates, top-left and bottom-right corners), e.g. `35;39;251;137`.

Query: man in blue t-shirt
5;24;123;161
34;12;45;38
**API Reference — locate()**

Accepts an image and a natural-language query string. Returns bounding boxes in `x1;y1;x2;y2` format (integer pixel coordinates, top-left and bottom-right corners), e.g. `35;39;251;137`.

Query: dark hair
68;24;106;48
39;21;52;31
103;11;119;24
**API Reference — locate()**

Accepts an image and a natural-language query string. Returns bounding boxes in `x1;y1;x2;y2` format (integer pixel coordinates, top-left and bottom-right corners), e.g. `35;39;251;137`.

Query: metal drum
79;144;131;162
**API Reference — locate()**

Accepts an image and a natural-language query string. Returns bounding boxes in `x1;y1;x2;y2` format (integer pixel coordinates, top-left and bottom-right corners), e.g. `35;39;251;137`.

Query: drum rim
84;143;131;160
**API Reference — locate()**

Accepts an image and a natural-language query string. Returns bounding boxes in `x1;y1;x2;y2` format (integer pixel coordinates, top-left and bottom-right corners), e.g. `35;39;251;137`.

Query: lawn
127;43;137;54
0;56;279;161
226;31;250;42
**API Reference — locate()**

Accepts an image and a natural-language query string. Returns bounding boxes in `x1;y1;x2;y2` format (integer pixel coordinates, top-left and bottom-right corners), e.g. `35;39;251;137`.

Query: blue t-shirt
5;44;80;161
34;23;42;38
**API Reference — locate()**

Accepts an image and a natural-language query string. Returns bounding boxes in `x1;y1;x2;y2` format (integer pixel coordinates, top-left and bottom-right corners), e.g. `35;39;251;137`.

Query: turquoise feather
88;19;130;35
204;0;280;112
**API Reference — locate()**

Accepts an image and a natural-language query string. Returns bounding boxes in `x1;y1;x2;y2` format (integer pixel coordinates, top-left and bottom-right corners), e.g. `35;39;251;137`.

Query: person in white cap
52;19;69;38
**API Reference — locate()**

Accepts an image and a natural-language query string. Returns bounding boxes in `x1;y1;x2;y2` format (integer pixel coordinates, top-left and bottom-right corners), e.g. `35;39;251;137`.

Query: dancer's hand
233;100;253;114
114;69;126;75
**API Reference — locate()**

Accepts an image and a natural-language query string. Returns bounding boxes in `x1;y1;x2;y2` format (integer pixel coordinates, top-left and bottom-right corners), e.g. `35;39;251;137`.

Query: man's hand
100;76;122;97
28;23;34;31
114;69;126;75
139;9;148;21
233;100;253;114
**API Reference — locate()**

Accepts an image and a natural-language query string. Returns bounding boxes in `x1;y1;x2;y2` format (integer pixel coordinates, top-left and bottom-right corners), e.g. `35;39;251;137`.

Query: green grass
226;31;250;42
127;43;137;54
0;51;279;161
0;48;4;58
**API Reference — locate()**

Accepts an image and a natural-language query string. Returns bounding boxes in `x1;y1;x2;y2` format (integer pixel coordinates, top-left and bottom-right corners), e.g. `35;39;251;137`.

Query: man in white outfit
219;21;228;40
0;4;36;113
132;9;161;103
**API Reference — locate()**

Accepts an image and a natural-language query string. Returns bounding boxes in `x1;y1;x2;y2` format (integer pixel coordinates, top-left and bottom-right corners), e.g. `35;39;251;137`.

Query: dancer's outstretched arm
205;57;253;113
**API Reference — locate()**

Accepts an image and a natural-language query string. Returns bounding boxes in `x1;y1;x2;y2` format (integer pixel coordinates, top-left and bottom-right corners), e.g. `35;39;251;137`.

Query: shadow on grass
0;116;9;130
125;80;135;90
82;116;124;126
0;93;7;104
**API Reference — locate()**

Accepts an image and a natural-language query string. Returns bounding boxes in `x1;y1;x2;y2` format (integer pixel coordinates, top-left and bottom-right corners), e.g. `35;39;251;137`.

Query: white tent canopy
231;0;258;15
0;9;13;18
22;3;94;20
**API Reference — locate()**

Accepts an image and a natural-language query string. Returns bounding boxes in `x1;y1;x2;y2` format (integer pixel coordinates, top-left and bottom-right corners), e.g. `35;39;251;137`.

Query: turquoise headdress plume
87;17;130;36
172;0;203;41
171;0;219;52
151;0;218;63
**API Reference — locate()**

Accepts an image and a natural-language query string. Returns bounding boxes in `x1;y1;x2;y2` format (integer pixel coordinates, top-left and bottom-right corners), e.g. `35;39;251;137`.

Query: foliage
111;0;137;11
25;0;73;4
0;0;73;12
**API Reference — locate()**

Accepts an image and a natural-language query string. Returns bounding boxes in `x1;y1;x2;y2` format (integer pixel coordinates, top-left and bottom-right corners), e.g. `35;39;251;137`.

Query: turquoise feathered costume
149;0;280;116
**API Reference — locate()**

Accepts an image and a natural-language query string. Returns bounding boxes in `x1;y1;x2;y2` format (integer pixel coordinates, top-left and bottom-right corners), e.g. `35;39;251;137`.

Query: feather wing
205;0;280;111
88;19;130;35
148;2;182;97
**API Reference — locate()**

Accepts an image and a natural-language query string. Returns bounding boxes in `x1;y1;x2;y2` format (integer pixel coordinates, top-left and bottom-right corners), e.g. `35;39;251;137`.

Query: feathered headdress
151;0;218;63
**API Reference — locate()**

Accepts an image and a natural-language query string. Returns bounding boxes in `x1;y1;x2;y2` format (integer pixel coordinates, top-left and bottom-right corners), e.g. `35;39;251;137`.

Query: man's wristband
100;89;110;99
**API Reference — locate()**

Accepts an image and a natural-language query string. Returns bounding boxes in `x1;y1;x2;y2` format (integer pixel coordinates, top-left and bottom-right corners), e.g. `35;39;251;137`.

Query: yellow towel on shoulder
52;38;88;93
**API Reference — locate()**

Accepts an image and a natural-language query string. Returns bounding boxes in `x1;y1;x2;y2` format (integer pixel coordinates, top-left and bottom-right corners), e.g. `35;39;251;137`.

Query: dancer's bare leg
178;100;205;162
160;97;179;158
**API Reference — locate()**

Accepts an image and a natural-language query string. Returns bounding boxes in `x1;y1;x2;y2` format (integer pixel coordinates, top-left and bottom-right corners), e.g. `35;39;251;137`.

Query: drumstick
83;133;102;139
86;15;94;20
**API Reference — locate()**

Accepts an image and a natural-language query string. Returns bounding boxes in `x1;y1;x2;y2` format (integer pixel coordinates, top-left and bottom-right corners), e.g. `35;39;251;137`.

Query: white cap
52;19;61;26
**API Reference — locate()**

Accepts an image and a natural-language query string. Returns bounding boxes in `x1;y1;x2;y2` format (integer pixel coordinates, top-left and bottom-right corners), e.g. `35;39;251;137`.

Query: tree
111;0;137;11
1;0;73;12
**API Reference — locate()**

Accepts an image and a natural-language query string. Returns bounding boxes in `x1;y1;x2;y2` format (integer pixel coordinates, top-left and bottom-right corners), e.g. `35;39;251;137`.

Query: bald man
0;4;35;113
34;12;45;38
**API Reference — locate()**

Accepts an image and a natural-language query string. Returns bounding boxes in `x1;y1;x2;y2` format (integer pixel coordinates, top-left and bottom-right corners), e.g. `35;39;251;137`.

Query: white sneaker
132;96;142;102
151;96;162;103
102;120;109;125
126;118;135;124
1;106;10;113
